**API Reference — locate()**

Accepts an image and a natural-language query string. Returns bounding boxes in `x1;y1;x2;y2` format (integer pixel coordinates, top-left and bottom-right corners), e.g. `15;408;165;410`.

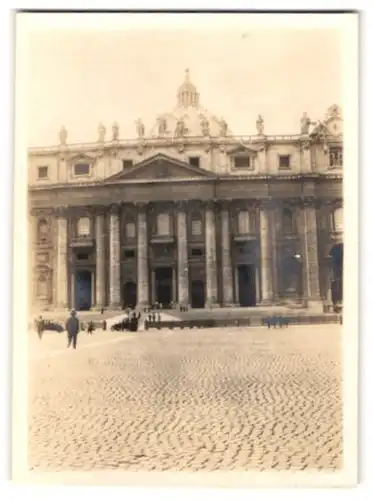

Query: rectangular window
329;147;343;167
77;217;90;237
38;166;48;179
238;210;250;234
74;163;90;176
122;159;133;169
125;222;136;239
279;155;291;169
191;219;202;236
157;213;171;236
233;156;251;169
191;248;204;257
124;249;135;259
189;156;200;167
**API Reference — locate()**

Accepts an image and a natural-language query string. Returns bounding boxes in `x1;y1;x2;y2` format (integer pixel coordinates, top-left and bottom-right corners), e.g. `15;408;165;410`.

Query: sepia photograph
12;11;358;488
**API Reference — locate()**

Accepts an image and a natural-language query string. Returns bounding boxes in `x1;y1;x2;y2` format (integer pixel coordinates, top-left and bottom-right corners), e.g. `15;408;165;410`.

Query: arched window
157;213;171;236
77;217;90;237
37;219;48;242
36;274;48;297
331;207;343;232
282;208;296;235
125;222;136;239
238;210;250;234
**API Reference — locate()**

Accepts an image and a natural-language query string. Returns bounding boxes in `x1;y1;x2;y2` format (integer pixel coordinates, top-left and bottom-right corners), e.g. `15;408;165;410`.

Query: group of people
34;311;98;349
146;312;161;323
140;302;190;313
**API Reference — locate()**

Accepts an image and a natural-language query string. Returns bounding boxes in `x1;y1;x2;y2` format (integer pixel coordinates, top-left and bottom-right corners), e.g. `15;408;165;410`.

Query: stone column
205;201;218;307
220;201;234;306
301;200;322;311
260;203;273;303
109;204;121;308
137;203;149;307
56;206;68;309
177;202;190;307
95;207;106;308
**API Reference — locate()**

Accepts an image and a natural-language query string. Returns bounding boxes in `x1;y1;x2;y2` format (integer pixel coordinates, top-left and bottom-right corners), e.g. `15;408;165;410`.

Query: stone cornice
27;172;343;192
28;132;344;157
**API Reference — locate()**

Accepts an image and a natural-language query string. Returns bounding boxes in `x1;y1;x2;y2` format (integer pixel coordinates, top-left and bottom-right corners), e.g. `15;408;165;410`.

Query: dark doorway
155;267;173;307
75;270;92;310
122;281;137;309
330;243;343;303
237;265;256;307
191;280;205;308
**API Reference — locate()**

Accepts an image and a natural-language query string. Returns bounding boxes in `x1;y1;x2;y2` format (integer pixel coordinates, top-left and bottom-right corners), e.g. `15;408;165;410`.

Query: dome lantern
177;69;200;108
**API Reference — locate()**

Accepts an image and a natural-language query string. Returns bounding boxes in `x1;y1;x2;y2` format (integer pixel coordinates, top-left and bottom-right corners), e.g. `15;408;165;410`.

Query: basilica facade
28;71;343;313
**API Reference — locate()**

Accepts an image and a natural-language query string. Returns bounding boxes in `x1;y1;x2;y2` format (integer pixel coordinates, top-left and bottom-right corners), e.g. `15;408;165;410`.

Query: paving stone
28;325;343;471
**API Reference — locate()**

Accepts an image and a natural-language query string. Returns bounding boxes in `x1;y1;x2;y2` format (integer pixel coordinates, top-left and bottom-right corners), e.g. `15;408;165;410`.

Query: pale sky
24;15;344;146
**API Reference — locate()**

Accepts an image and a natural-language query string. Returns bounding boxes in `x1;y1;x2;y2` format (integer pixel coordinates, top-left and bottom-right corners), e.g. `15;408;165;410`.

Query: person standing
36;316;44;340
87;320;94;335
66;310;80;349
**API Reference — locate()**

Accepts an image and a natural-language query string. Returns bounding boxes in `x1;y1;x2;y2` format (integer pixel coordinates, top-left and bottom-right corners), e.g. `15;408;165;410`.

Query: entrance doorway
237;265;256;307
155;267;173;307
330;243;343;303
122;281;137;309
75;270;92;310
191;280;205;308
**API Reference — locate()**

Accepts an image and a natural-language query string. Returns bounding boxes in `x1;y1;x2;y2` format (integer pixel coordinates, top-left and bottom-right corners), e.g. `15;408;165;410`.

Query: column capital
134;201;148;213
299;196;318;208
109;203;121;215
94;204;107;216
204;199;219;212
55;206;69;218
219;199;232;212
174;200;189;212
259;198;276;211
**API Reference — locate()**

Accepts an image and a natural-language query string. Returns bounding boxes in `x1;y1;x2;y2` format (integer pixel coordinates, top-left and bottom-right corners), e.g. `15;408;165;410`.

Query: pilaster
55;206;68;309
220;200;234;306
204;200;219;308
176;201;190;307
137;203;149;307
109;203;121;308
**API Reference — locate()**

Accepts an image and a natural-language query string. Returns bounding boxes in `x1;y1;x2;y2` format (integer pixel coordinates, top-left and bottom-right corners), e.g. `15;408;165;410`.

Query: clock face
328;119;342;136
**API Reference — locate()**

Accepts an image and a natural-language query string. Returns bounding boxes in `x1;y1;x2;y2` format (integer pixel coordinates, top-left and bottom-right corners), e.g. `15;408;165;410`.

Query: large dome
148;69;232;139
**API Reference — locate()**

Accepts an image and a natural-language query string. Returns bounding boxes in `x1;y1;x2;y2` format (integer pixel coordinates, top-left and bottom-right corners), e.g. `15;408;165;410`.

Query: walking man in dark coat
36;316;44;340
66;310;80;349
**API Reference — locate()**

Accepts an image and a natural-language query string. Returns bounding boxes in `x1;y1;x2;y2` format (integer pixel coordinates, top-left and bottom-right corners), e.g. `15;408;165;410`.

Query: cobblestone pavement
28;325;342;472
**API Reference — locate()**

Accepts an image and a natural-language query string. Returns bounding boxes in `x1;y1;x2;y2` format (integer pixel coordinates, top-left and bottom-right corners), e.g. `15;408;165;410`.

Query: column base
107;305;122;311
222;302;235;308
178;302;190;310
305;299;324;314
257;299;273;307
93;305;106;311
204;302;220;309
136;302;149;310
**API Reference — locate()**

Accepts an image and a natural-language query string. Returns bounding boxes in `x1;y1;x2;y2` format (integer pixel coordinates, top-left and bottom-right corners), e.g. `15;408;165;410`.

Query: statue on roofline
112;122;119;141
256;114;264;135
59;126;67;145
136;119;145;139
219;118;228;137
98;122;106;142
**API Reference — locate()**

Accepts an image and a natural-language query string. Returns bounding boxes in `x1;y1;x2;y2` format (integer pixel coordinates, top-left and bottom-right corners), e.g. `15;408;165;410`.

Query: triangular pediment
226;144;259;155
106;153;216;182
67;152;97;165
